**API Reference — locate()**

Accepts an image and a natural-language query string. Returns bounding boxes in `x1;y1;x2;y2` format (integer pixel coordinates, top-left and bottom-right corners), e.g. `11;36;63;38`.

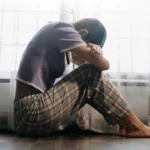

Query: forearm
73;46;109;71
70;52;89;66
85;48;110;70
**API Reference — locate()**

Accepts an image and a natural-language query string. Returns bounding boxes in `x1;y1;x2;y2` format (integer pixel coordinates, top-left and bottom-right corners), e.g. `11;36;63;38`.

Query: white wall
0;83;9;113
120;86;149;123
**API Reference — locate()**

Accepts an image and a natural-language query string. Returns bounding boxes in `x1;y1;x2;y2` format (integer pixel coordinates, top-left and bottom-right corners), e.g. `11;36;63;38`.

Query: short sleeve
54;22;86;53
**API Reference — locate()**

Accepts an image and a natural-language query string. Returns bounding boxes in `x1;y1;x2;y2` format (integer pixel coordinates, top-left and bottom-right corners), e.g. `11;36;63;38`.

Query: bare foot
119;124;150;138
119;112;150;138
125;125;150;138
118;112;150;138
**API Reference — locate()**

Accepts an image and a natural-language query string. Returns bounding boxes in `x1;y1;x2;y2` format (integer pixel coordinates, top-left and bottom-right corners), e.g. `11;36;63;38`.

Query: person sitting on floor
14;18;150;137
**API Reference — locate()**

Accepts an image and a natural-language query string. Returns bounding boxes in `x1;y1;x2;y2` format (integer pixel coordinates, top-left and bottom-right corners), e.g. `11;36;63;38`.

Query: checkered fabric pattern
14;64;131;136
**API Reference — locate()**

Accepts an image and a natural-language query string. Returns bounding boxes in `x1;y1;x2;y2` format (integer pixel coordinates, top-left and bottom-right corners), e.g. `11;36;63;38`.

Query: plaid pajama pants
14;64;131;136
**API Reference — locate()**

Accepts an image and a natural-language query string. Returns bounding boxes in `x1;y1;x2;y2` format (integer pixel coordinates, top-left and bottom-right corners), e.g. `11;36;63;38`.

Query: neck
72;23;79;31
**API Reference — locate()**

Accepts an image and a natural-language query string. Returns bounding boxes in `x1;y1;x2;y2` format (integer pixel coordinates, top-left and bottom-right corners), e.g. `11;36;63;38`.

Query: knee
81;64;102;74
79;64;102;79
79;64;99;72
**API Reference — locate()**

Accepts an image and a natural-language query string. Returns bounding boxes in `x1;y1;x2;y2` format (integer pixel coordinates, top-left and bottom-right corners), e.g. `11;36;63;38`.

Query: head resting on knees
73;18;107;48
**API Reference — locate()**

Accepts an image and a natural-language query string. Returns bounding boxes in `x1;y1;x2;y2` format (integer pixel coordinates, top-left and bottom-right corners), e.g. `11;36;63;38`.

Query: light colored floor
0;133;150;150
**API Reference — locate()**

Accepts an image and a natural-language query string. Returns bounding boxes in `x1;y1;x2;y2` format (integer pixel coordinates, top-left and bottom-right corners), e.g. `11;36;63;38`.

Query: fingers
87;43;96;49
87;43;93;47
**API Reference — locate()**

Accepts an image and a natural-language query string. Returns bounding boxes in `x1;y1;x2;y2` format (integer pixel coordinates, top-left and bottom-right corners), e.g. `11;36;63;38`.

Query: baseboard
0;115;8;129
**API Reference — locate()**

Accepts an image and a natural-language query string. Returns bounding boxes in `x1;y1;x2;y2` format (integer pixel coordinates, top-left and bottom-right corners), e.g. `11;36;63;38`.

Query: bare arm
71;52;89;66
72;43;110;71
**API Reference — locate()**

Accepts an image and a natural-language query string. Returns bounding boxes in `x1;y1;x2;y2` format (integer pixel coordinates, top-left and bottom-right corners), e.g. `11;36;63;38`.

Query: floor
0;132;150;150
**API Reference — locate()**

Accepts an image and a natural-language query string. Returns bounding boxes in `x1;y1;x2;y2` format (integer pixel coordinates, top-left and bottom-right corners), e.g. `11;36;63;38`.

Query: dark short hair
74;18;107;48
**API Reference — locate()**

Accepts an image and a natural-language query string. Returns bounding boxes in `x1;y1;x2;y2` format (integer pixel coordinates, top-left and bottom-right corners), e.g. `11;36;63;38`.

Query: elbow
102;61;110;70
106;61;110;70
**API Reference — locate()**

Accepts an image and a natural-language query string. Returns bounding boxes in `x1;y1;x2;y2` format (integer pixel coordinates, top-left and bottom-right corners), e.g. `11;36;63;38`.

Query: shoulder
52;21;77;34
53;21;74;29
49;21;80;40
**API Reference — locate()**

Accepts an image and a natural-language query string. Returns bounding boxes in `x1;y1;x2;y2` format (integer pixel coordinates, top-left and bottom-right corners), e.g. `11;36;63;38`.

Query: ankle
123;112;144;129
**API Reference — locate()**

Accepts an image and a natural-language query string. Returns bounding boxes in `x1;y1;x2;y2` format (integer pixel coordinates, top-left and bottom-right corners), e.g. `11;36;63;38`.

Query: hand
71;43;109;70
87;43;103;54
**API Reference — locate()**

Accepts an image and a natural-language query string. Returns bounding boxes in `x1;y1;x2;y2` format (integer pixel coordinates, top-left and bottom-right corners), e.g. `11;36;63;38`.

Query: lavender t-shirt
16;22;86;92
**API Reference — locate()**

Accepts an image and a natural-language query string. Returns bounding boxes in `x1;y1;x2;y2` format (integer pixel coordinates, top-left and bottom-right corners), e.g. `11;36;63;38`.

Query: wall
120;86;149;123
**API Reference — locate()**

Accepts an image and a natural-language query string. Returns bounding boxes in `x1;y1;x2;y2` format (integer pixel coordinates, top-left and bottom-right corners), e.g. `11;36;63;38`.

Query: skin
70;43;104;66
71;44;109;71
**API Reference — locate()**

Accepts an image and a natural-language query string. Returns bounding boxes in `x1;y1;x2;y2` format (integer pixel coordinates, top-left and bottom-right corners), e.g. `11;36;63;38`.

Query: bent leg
14;64;150;137
14;64;93;136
